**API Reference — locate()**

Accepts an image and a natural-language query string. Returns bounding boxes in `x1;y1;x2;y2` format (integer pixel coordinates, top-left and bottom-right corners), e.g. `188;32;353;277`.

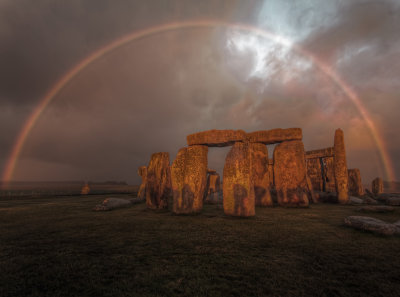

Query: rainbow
1;19;396;186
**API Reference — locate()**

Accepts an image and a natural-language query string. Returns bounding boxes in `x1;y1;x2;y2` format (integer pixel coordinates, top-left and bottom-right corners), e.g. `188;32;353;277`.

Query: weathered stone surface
372;177;383;195
187;129;246;147
356;206;394;213
93;198;132;211
334;129;349;204
171;145;208;214
349;196;364;205
324;157;336;192
362;196;378;205
81;183;90;195
387;197;400;206
268;159;274;187
146;152;171;210
223;142;255;216
305;147;334;159
137;166;147;200
247;128;302;144
348;168;364;197
251;143;273;207
306;158;323;192
204;171;221;204
273;140;310;207
344;216;400;236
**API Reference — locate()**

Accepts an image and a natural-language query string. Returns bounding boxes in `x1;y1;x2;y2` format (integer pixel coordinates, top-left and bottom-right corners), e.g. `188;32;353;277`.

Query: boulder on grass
356;206;394;213
344;216;400;236
93;198;132;211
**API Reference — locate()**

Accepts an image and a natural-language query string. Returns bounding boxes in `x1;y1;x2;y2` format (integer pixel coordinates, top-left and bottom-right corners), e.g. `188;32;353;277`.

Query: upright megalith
137;166;147;200
187;129;246;147
171;145;208;214
247;128;302;144
204;170;221;204
372;177;383;195
334;129;349;204
348;168;364;197
250;143;272;207
223;142;255;216
273;140;310;207
146;152;171;210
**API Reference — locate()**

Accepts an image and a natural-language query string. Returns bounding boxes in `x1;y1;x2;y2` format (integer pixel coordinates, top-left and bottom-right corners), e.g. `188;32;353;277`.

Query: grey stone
344;216;400;236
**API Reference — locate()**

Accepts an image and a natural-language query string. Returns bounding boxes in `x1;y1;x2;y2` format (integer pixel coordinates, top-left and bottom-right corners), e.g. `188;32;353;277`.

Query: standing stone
324;157;336;192
334;129;349;204
306;158;323;191
268;159;274;187
250;143;273;207
204;171;221;204
81;183;90;195
146;152;171;210
171;145;208;214
348;168;364;197
372;177;383;195
223;142;255;216
137;166;147;200
273;140;310;207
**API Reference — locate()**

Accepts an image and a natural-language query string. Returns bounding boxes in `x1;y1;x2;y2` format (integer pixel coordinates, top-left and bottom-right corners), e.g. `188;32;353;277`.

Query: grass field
1;195;399;297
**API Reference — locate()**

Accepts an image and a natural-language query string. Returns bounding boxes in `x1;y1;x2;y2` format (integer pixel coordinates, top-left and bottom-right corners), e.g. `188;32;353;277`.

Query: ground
1;195;399;297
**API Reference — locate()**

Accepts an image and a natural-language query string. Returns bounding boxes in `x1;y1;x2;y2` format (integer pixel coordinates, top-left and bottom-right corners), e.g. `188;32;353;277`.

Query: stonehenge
334;129;349;204
204;169;221;204
274;140;310;207
141;127;367;216
145;152;171;210
137;166;147;200
171;145;208;214
372;177;383;196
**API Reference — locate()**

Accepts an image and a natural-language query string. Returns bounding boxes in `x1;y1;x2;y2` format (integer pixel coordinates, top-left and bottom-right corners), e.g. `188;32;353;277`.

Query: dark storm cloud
1;0;399;183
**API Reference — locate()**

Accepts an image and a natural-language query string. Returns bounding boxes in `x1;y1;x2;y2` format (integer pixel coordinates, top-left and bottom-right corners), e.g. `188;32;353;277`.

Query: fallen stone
362;196;378;205
171;145;208;214
372;177;383;195
146;152;171;210
187;129;246;147
349;196;364;205
247;128;302;144
223;141;255;216
334;129;349;204
273;140;310;207
250;143;273;207
344;216;400;236
356;206;394;213
93;198;132;211
387;197;400;206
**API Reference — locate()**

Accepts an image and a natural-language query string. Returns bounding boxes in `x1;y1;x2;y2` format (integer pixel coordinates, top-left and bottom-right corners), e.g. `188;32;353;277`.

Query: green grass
1;195;399;297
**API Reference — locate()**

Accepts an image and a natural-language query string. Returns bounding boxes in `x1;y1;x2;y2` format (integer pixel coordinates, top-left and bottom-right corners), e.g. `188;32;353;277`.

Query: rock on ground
344;216;400;236
356;206;394;213
349;196;364;205
387;197;400;206
93;198;133;211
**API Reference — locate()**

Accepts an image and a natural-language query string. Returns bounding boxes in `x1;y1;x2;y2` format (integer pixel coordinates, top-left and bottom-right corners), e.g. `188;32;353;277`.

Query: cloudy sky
0;0;399;185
